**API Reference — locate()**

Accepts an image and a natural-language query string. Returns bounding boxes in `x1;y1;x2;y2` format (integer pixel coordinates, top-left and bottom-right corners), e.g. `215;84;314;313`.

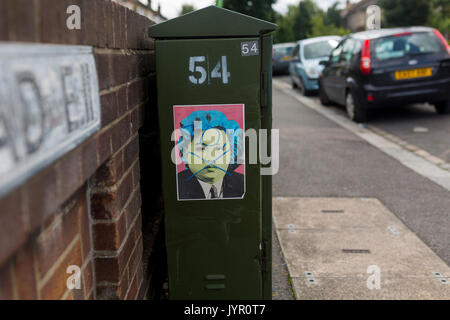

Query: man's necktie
209;185;218;199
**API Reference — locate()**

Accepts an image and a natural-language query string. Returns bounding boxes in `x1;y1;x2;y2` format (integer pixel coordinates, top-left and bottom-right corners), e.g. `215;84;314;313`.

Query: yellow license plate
395;68;432;80
281;56;292;62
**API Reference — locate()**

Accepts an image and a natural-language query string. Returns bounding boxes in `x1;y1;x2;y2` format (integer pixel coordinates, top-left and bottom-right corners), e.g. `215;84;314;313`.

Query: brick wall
0;0;165;300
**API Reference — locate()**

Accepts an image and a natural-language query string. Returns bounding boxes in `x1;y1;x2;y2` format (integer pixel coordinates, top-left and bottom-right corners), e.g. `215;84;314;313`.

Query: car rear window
373;32;445;61
274;46;294;57
303;40;340;60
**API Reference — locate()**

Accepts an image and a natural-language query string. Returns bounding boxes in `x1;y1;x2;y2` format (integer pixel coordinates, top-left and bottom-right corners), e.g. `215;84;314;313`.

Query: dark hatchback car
272;43;296;75
318;27;450;122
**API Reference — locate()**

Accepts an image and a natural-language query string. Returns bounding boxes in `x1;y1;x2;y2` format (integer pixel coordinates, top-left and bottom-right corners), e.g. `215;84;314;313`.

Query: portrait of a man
174;105;245;201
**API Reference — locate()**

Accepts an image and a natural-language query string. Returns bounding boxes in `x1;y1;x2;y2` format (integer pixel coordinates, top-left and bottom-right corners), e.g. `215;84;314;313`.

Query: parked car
272;43;296;75
289;36;342;96
318;27;450;122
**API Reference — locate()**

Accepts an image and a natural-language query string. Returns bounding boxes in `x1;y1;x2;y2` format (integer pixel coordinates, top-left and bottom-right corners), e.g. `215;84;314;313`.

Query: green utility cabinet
149;6;276;300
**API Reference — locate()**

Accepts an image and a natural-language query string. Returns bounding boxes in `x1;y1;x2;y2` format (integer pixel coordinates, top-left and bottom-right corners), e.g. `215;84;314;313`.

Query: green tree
180;4;195;16
223;0;277;22
274;5;297;43
310;13;349;38
428;0;450;38
380;0;431;27
293;0;318;40
324;2;343;28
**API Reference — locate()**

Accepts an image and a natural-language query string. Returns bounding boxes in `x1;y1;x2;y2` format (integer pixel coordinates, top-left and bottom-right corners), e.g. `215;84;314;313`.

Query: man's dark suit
177;169;245;200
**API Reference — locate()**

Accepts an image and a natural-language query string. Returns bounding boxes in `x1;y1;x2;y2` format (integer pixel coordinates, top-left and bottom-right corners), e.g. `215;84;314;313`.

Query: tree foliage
180;4;195;16
273;1;349;44
223;0;277;23
380;0;431;27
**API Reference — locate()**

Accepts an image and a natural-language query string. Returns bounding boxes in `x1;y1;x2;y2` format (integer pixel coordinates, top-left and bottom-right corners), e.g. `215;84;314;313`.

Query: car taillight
360;39;371;75
433;29;450;55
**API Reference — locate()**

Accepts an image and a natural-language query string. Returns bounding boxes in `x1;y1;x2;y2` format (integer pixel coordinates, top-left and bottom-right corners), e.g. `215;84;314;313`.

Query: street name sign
0;43;101;198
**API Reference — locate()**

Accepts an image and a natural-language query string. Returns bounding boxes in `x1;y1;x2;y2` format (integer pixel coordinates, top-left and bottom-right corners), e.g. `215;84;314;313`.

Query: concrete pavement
271;77;450;299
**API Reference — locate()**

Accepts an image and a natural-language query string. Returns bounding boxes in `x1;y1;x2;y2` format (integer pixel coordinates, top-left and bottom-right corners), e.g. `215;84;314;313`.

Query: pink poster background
173;104;245;175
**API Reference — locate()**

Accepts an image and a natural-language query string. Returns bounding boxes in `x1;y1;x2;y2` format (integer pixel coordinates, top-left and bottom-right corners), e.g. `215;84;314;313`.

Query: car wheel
292;79;298;89
297;78;311;97
319;83;332;106
434;100;450;114
346;91;367;123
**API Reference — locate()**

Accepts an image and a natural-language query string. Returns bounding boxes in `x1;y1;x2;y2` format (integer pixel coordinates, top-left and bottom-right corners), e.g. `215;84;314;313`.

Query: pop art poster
173;104;245;201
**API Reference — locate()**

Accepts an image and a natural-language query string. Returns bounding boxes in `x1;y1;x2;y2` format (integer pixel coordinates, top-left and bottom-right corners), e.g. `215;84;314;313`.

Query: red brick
127;79;145;110
113;3;126;49
0;262;14;300
126;8;138;49
105;0;114;48
138;53;156;77
128;238;143;284
136;275;148;300
111;54;130;87
100;91;118;127
117;171;134;213
125;188;141;231
26;167;59;231
96;271;128;300
97;127;113;165
78;192;91;260
123;136;139;171
0;1;8;40
125;270;139;300
111;115;131;153
58;148;84;204
7;0;37;42
82;0;97;46
36;197;80;277
95;53;111;91
40;239;83;300
93;212;127;251
94;256;119;284
95;149;124;187
14;241;38;299
132;157;141;188
90;191;120;221
133;214;143;244
83;260;94;297
116;85;128;117
40;0;80;45
82;138;99;179
137;15;155;50
95;0;106;48
0;188;27;265
130;107;141;135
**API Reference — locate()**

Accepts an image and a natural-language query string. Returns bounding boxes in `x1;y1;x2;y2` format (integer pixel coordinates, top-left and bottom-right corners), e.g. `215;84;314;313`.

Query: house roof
341;0;379;17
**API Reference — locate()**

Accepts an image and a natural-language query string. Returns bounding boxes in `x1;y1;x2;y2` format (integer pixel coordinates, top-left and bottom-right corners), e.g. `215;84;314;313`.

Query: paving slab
292;277;449;300
273;197;450;299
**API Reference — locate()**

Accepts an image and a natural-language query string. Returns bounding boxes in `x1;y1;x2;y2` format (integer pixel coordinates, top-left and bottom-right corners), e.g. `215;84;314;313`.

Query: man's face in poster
186;128;232;184
175;108;245;200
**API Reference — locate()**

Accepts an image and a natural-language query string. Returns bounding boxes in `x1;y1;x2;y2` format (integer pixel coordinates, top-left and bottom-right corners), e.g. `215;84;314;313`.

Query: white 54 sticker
241;41;259;56
189;56;230;85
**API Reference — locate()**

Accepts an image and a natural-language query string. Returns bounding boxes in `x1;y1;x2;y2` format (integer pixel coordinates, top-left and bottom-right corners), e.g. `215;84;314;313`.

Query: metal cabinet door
155;37;264;299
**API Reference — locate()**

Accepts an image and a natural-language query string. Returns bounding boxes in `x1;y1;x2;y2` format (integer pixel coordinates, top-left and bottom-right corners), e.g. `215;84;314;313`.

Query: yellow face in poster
186;128;232;184
174;105;245;201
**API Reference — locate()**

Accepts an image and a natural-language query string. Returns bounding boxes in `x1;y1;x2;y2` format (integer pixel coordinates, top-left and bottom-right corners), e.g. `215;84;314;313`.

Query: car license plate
395;68;432;80
281;56;292;62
